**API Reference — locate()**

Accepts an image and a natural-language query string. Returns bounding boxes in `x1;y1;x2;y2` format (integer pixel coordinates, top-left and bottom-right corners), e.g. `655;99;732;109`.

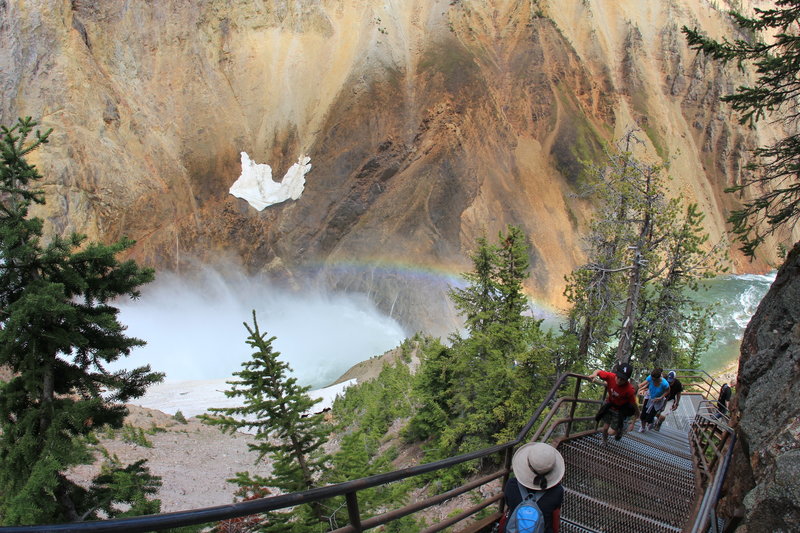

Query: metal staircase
3;372;733;533
559;422;696;532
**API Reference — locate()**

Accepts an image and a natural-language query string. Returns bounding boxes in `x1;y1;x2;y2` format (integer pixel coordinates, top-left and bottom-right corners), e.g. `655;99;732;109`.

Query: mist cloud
112;268;407;389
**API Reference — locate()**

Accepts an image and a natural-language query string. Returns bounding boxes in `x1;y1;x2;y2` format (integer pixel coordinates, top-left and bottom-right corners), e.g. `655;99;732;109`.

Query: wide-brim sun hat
511;442;565;491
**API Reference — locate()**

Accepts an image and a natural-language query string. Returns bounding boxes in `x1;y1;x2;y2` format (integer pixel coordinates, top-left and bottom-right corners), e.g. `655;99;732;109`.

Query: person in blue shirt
637;368;670;432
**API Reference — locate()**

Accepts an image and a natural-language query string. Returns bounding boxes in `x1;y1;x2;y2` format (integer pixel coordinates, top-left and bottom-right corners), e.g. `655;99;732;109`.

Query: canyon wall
721;241;800;531
1;0;793;335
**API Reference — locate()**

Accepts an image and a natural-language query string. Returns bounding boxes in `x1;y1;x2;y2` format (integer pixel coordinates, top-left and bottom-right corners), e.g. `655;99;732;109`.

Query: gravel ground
68;406;273;513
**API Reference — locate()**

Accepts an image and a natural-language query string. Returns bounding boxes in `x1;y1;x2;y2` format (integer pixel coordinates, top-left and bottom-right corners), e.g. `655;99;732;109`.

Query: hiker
589;363;639;443
501;442;565;533
637;368;670;432
714;379;734;419
655;370;683;430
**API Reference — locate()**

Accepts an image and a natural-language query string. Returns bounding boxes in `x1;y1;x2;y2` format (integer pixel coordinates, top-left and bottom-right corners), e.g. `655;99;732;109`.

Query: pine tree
202;311;329;532
614;149;665;365
565;132;724;369
563;134;646;363
492;225;533;353
411;226;550;459
449;236;498;335
403;339;454;442
684;2;800;255
449;225;532;354
0;117;162;525
631;203;725;368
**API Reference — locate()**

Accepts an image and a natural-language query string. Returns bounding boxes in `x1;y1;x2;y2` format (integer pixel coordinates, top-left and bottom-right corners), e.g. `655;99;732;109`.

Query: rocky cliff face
721;241;800;531
0;0;793;335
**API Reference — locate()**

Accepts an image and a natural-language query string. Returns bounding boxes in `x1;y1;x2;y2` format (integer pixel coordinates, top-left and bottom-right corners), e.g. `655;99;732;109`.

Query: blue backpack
505;483;546;533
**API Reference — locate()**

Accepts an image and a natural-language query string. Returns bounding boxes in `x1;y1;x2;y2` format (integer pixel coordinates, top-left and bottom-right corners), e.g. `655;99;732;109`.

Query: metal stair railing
1;369;736;533
688;402;735;533
668;369;725;401
689;432;736;533
0;372;606;533
638;368;736;533
545;369;735;533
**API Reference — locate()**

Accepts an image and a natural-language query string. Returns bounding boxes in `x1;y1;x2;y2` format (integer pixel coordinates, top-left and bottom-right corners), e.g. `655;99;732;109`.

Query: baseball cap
615;362;633;380
667;371;676;383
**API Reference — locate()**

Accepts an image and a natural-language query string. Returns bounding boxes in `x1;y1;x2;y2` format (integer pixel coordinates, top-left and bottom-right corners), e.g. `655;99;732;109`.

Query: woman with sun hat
500;442;565;533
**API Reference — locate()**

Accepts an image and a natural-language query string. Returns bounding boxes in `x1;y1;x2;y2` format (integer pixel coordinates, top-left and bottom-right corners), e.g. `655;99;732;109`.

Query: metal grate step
560;518;608;533
562;488;682;533
560;441;695;504
565;433;694;474
559;432;695;532
628;421;692;457
560;442;694;521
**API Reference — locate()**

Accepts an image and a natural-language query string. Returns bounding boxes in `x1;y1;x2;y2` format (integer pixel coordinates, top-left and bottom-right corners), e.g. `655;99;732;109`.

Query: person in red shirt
589;363;640;444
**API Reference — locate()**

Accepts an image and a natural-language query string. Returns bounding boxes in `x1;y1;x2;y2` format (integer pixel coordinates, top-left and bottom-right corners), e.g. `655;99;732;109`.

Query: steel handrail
3;373;600;533
689;426;736;533
6;368;730;533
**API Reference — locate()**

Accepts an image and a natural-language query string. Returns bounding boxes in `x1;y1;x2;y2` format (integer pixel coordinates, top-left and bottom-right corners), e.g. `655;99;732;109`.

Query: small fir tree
202;311;329;532
0;117;162;525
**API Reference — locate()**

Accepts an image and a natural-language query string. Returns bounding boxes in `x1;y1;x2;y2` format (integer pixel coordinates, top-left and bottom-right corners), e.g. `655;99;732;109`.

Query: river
695;272;776;372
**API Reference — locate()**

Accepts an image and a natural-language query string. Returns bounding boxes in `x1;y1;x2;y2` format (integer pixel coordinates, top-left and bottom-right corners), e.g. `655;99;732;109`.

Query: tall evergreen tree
631;203;725;368
449;236;498;336
564;135;643;363
411;226;551;458
684;2;800;255
564;132;723;368
614;150;666;364
403;339;453;443
449;225;532;354
202;311;329;532
0;118;162;525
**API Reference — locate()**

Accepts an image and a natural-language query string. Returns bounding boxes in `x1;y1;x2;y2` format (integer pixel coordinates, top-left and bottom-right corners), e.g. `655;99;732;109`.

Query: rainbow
298;258;564;320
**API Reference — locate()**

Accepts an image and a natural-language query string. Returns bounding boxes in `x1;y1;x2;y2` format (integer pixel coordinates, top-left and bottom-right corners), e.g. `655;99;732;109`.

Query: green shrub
121;425;153;448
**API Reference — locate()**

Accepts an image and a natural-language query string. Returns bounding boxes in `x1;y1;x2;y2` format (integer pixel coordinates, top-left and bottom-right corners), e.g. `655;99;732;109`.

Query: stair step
560;442;695;503
559;433;695;531
560;518;605;533
566;434;694;473
629;421;692;456
563;488;683;533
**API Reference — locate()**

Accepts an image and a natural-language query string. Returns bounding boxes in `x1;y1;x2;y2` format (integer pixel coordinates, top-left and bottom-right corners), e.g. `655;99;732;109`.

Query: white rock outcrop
229;152;312;210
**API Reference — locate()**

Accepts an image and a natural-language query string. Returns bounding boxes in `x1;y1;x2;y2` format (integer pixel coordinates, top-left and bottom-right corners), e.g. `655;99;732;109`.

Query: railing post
494;444;515;519
565;376;581;438
346;492;362;532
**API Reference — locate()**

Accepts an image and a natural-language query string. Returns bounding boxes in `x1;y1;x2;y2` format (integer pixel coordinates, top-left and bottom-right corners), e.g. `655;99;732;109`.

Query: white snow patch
133;378;356;420
311;379;356;412
229;152;311;210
